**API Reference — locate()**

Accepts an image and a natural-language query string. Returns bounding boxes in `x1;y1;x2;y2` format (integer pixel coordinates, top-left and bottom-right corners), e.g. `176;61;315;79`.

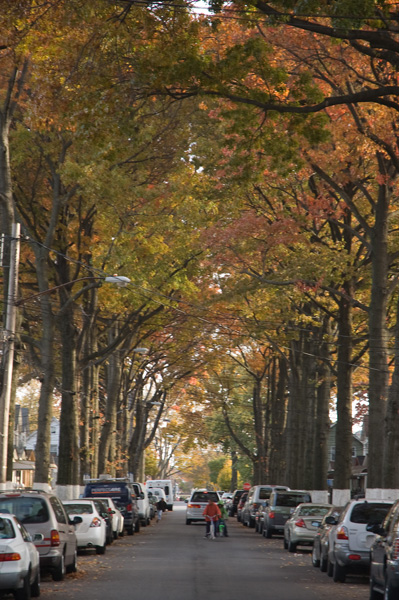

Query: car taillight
295;518;306;528
337;526;349;540
50;530;60;547
90;517;102;528
348;554;361;560
269;512;275;519
392;539;399;560
0;553;21;561
188;504;201;508
127;504;132;512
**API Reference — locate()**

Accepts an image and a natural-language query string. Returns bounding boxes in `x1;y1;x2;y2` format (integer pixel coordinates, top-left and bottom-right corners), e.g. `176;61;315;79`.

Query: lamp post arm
15;276;102;306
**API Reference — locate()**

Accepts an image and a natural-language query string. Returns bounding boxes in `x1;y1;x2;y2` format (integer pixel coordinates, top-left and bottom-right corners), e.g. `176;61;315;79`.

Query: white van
146;480;174;510
132;482;151;526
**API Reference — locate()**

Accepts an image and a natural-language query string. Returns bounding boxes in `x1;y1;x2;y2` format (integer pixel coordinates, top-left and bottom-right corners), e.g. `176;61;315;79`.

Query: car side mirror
32;533;44;542
140;493;145;499
325;516;338;525
71;516;83;526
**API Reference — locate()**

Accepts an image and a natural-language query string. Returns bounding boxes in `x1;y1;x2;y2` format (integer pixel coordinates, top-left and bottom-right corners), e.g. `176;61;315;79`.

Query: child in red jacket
203;497;221;538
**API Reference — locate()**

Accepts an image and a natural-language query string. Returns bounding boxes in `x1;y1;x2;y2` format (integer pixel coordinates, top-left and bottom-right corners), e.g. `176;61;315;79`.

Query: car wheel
146;518;150;526
369;574;380;600
333;560;346;583
135;519;140;533
30;570;40;598
259;522;264;535
14;571;31;600
142;519;147;527
127;525;134;535
327;558;334;577
119;528;125;537
384;575;395;600
66;548;77;574
96;542;106;555
288;535;297;553
283;535;288;550
113;530;118;540
320;553;328;572
249;517;255;528
52;554;65;582
186;519;192;525
264;525;272;539
311;545;320;567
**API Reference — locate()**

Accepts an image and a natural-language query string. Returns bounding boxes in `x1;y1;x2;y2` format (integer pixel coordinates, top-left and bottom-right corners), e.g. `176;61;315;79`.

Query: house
328;423;368;495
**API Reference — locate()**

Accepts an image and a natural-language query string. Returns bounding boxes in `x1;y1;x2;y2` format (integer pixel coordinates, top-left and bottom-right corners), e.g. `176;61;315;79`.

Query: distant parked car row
0;478;162;599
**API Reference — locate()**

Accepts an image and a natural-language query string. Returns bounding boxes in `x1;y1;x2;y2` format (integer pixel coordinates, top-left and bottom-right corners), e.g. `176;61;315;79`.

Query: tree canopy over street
1;0;399;493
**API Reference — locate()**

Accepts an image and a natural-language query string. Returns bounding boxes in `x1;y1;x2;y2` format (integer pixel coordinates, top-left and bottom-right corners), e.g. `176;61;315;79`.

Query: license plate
311;520;321;527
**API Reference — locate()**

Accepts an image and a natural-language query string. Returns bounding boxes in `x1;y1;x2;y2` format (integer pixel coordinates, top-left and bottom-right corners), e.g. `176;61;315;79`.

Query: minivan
262;490;312;538
241;485;290;528
83;478;139;535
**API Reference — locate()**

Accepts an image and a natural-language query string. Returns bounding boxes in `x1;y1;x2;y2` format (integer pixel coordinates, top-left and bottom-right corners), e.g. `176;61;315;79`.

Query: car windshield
191;492;219;502
259;489;272;500
298;506;330;517
275;494;310;507
65;503;94;515
0;517;15;539
0;496;49;524
350;503;391;524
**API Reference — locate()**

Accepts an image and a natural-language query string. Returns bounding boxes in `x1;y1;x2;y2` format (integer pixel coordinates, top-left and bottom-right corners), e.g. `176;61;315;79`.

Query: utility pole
0;222;20;488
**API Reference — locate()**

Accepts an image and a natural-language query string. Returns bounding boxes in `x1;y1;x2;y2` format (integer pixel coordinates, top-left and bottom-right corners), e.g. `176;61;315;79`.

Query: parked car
63;500;107;555
186;490;220;525
227;490;244;517
283;503;331;552
133;482;151;526
311;506;343;572
83;478;140;535
241;485;290;528
262;490;312;538
328;499;393;583
91;499;114;545
236;492;249;522
89;496;124;539
0;512;42;599
0;490;79;581
368;498;399;599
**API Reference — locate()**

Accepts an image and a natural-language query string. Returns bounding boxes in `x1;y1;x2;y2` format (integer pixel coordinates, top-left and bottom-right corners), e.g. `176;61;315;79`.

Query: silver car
283;503;332;552
186;490;220;524
329;499;393;583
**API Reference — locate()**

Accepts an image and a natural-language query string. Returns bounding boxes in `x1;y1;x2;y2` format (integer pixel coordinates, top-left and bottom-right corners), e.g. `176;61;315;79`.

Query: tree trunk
57;302;79;487
268;357;288;484
334;286;354;489
98;326;121;476
313;322;332;490
368;169;390;488
230;450;238;491
383;293;399;487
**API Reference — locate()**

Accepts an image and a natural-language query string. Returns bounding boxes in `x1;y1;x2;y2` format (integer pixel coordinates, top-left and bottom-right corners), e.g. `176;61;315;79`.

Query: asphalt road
38;502;368;600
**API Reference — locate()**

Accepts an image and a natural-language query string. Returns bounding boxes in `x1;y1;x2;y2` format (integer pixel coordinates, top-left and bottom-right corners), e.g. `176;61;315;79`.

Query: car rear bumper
335;546;370;569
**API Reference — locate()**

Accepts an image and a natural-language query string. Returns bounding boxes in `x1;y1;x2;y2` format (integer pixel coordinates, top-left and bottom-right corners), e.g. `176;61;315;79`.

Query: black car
369;499;399;599
228;490;244;517
83;478;140;535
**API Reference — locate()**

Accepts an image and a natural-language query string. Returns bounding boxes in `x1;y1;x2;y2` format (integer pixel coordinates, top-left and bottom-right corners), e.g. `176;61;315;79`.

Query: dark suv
262;490;312;538
83;478;139;535
228;490;244;517
0;490;79;580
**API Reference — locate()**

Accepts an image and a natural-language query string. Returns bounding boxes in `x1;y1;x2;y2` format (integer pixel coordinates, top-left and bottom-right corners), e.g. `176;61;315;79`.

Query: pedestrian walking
156;497;167;522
